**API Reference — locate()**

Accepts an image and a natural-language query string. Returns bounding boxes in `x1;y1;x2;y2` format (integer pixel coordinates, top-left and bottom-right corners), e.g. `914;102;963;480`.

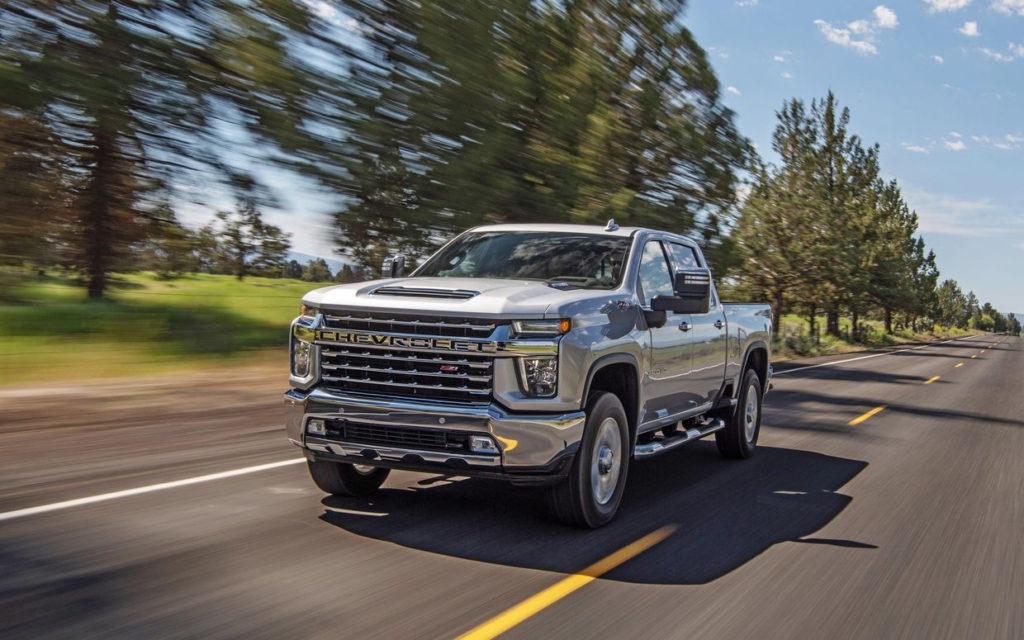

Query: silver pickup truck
285;222;772;527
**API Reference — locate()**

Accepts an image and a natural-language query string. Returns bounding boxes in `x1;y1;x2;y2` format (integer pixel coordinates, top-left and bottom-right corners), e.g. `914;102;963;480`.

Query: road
1;336;1021;639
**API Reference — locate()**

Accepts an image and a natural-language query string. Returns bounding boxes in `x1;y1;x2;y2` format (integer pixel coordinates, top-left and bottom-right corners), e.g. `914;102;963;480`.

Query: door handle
714;320;724;330
678;322;691;332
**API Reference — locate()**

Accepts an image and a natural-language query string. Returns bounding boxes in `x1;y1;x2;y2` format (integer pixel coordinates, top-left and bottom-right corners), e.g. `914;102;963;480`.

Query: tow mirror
382;254;406;278
658;268;712;314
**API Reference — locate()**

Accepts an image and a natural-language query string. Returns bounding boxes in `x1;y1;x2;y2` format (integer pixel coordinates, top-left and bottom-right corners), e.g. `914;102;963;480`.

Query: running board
633;418;727;458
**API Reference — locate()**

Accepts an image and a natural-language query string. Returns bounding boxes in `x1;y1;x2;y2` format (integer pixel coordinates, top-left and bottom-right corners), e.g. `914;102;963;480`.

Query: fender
581;353;642;434
737;341;770;397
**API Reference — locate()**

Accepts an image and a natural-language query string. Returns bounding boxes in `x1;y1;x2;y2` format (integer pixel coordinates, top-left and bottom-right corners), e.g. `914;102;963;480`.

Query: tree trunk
85;126;114;300
806;303;817;342
771;287;783;333
884;308;893;335
851;310;859;341
826;305;840;337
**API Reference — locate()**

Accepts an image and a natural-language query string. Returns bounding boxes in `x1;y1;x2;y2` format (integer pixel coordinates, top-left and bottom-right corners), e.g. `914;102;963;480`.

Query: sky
685;0;1023;312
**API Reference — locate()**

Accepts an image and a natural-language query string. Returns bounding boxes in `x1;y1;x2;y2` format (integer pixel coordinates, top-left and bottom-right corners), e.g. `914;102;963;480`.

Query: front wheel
715;368;762;459
549;392;630;528
307;459;390;496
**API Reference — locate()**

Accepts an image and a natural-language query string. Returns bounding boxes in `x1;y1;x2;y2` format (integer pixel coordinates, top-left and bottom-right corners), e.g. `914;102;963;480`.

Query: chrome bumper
285;387;585;473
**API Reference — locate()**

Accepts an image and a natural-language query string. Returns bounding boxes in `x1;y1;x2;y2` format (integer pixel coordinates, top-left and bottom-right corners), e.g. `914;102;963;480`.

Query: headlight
520;357;558;397
290;311;319;385
300;303;319;320
511;319;571;337
291;338;312;378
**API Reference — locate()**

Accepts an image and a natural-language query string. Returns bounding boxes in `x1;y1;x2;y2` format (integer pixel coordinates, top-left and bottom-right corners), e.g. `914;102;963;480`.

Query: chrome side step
633;418;727;459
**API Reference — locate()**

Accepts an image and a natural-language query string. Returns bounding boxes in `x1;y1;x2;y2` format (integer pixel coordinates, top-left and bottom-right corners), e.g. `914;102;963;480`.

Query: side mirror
382;254;406;278
649;268;712;315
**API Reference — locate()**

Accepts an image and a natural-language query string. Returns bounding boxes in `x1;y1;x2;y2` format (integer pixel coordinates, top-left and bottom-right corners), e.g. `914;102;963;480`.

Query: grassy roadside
0;272;313;385
1;272;973;384
772;314;972;361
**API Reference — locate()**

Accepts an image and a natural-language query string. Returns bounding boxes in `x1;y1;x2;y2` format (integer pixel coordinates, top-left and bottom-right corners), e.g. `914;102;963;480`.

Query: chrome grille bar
321;363;491;384
321;375;490;396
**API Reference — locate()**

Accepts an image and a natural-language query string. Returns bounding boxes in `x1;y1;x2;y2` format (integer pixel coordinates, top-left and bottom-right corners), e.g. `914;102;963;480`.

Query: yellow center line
849;405;885;426
455;525;677;640
924;376;941;385
955;362;964;368
971;355;978;359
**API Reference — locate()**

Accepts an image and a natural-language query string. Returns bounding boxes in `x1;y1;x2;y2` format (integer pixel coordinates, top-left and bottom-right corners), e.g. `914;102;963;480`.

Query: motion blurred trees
0;0;324;297
331;0;750;268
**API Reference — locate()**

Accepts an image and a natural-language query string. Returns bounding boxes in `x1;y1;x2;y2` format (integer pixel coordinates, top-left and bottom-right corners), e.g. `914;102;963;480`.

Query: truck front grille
317;312;500;403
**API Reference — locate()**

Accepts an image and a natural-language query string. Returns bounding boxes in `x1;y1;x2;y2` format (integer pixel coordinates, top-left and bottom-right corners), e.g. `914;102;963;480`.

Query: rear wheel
549;392;630;528
715;368;762;459
307;459;390;496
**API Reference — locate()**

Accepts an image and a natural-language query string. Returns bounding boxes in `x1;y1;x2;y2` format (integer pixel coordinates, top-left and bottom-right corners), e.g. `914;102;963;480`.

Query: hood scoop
372;285;480;300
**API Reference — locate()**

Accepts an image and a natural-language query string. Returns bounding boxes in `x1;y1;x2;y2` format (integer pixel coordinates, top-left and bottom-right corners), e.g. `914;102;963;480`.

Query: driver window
637;241;674;306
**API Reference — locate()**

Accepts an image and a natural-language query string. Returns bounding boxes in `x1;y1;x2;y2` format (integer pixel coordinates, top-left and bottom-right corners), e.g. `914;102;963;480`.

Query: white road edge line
0;458;305;523
774;337;973;376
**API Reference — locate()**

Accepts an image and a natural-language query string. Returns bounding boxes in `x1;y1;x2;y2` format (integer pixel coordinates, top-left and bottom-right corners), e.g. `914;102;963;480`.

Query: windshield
415;231;631;289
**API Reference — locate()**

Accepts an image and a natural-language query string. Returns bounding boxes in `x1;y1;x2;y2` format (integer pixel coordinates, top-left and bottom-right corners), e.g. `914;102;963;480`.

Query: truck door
667;242;728;408
638;239;694;419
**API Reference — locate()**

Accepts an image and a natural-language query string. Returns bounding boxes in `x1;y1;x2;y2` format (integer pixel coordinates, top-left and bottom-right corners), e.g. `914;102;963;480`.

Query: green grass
0;271;316;384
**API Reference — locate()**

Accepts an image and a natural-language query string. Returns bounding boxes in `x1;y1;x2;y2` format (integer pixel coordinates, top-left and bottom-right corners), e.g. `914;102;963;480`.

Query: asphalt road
1;336;1021;639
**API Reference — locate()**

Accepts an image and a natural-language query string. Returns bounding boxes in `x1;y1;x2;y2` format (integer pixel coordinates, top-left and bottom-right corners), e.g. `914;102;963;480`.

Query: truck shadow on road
319;443;868;585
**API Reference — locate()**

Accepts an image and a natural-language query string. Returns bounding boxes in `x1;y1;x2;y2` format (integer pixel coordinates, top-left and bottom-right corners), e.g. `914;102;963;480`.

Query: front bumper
285;387;585;484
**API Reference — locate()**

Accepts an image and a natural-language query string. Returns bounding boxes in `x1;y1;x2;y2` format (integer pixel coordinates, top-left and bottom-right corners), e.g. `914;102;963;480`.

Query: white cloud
874;5;899;28
923;0;973;12
906;187;1018;237
736;0;760;6
1006;134;1024;143
849;19;873;34
901;142;931;153
781;71;794;79
814;7;898;55
959;21;980;36
979;43;1022;61
932;54;946;63
944;139;968;150
773;54;787;62
991;0;1024;15
814;20;878;55
726;86;741;96
949;131;963;138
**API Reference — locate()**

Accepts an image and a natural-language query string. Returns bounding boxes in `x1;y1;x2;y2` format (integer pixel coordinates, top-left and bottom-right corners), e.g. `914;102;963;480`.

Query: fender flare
581;353;642;434
738;341;770;395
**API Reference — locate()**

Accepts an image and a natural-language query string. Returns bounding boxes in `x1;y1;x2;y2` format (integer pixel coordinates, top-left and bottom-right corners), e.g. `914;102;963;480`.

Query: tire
549;392;630;528
307;459;390;497
716;368;762;459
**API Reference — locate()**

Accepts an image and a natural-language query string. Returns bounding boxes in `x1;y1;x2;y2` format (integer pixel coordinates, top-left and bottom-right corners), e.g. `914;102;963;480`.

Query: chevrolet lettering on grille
316;330;498;353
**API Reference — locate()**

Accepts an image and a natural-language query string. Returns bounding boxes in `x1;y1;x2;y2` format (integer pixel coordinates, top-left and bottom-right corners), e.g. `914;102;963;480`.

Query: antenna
605;218;619;232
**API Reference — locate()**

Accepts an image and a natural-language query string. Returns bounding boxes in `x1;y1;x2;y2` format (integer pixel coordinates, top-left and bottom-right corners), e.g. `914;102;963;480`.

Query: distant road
1;336;1021;639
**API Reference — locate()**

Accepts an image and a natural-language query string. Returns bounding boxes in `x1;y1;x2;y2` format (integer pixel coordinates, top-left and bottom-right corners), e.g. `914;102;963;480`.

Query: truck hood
302;277;618;318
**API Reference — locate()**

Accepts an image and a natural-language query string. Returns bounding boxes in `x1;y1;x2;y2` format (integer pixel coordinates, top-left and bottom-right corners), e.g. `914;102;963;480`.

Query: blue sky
686;0;1023;312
